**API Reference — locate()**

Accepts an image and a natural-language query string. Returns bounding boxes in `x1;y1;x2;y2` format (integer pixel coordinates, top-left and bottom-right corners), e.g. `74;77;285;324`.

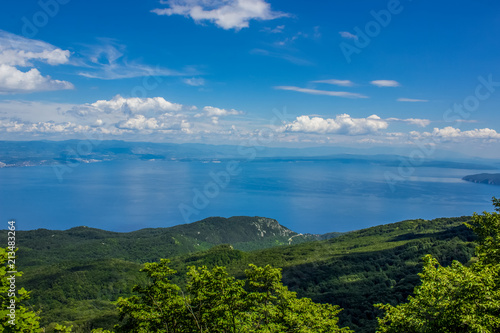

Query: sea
0;159;499;234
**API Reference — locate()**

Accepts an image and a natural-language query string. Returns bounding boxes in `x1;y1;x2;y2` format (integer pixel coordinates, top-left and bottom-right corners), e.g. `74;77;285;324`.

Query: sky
1;0;500;157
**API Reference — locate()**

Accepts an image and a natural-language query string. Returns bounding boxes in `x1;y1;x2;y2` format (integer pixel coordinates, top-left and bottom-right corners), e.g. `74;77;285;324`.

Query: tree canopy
375;198;500;333
115;260;353;332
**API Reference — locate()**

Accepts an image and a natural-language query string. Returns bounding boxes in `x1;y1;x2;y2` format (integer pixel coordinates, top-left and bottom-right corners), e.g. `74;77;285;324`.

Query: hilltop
16;216;339;266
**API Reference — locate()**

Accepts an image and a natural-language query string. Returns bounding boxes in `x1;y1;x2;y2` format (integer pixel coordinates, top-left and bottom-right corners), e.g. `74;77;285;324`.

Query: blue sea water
0;159;498;233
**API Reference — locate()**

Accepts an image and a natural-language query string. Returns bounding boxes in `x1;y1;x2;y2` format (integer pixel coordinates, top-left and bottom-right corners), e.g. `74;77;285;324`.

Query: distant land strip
462;173;500;186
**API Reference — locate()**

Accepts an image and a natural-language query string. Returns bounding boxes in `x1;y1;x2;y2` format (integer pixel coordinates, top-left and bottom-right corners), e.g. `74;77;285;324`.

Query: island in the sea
462;173;500;185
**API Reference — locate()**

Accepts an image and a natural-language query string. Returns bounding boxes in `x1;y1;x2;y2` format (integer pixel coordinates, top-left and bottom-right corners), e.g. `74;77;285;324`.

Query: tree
375;198;500;332
114;261;353;332
115;259;189;332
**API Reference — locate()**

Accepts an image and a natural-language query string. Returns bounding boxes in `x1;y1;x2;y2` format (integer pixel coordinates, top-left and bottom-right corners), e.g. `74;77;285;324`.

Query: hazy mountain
1;140;499;169
463;173;500;185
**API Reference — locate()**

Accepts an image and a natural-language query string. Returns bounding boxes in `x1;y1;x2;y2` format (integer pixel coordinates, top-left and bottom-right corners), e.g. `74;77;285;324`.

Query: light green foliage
115;259;188;332
115;261;353;332
466;197;500;265
54;323;73;332
0;247;42;332
376;198;500;332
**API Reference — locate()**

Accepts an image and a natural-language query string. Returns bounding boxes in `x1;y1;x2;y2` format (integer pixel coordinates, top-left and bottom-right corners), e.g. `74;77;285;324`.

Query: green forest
2;198;500;332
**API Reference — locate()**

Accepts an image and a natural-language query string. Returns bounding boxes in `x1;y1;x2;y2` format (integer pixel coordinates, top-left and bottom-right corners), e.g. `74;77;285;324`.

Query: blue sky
1;0;500;157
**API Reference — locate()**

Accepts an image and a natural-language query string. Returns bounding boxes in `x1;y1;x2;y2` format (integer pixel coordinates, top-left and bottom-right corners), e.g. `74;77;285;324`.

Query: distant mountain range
463;173;500;186
1;140;499;170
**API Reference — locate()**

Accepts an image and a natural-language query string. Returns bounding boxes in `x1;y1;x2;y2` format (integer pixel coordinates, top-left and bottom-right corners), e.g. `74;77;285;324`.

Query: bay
0;159;498;233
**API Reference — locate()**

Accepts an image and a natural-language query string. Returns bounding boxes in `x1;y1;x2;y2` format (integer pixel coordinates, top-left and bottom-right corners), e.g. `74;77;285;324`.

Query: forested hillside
9;215;478;332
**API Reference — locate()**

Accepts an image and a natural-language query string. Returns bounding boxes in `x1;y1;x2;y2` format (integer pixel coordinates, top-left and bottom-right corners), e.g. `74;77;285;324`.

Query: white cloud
275;86;367;99
0;30;70;67
0;30;73;94
397;97;429;102
196;106;243;124
183;77;205;86
370;80;400;87
339;31;358;40
261;25;285;33
82;95;183;115
152;0;288;30
0;120;88;134
312;79;355;87
77;40;187;80
387;117;431;127
0;65;74;94
280;114;388;135
0;100;77;122
411;126;500;141
454;119;478;123
118;115;160;130
432;127;500;140
202;106;243;117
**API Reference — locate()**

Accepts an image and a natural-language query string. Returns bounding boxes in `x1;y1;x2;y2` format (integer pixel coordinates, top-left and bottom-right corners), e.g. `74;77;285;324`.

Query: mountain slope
16;216;332;266
14;215;477;332
165;216;475;332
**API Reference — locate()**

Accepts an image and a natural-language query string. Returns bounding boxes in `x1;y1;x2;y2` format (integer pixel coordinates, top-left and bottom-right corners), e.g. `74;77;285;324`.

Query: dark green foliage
0;247;72;332
16;216;325;267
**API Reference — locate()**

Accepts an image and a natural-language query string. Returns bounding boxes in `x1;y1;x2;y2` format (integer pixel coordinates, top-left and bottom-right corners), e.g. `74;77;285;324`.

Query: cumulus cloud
426;127;500;141
196;106;243;124
202;106;242;117
118;115;160;130
151;0;288;30
280;114;388;135
397;97;428;102
0;30;73;94
0;65;74;94
410;126;500;142
69;95;184;118
91;95;183;114
274;86;367;99
370;80;400;87
0;120;93;134
312;79;355;87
